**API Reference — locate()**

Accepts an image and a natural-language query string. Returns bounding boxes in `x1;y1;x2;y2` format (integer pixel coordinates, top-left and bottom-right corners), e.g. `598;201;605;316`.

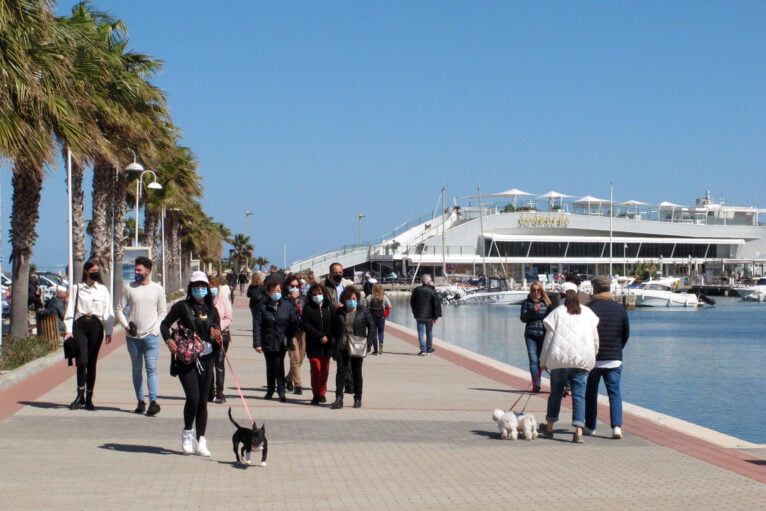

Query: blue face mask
312;295;324;304
270;292;282;302
134;273;145;283
346;300;358;309
210;287;219;297
191;287;208;300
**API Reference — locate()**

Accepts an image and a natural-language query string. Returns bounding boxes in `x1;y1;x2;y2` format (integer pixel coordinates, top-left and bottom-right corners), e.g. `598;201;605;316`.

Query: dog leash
508;368;543;413
217;335;255;425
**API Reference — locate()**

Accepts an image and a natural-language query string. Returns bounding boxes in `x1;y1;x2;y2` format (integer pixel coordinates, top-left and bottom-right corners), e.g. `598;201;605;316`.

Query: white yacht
458;277;528;305
735;278;766;301
628;278;708;308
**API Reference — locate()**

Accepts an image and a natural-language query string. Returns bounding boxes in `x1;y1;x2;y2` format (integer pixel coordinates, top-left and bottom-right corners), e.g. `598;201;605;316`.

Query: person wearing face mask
64;258;115;411
283;275;307;395
160;271;222;457
252;277;299;402
208;276;233;404
301;284;335;405
115;256;168;415
323;262;359;307
330;286;376;409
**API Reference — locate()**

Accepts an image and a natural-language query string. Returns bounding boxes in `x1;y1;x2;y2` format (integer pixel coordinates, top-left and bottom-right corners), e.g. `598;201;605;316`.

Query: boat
628;278;711;307
458;277;529;305
735;278;766;301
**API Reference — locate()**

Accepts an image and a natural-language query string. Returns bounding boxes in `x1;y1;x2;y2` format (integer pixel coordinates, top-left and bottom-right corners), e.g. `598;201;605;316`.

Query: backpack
369;298;385;321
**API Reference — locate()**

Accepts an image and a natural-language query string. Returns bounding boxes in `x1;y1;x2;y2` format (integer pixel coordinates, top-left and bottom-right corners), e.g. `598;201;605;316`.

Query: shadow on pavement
217;460;259;470
470;429;498;440
100;443;178;455
18;401;131;414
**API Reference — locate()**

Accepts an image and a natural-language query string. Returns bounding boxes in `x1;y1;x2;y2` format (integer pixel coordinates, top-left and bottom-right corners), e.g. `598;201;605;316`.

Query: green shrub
0;336;58;371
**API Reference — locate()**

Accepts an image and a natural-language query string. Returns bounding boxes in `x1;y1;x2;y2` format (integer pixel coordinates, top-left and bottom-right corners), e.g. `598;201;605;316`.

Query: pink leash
508;368;544;413
218;336;255;425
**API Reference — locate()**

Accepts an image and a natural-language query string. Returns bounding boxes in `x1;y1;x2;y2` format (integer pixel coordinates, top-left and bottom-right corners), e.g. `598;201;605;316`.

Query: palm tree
255;257;270;271
230;234;255;271
1;2;104;338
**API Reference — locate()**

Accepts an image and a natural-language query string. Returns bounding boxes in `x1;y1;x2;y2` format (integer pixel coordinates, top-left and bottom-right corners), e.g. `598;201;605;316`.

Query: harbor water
387;295;766;444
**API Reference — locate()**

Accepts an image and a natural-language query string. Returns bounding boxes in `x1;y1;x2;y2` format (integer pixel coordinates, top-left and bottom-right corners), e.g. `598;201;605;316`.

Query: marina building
291;190;766;283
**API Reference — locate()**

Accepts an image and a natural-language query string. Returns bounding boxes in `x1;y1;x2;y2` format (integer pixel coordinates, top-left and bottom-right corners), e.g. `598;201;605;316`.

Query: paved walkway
1;295;764;510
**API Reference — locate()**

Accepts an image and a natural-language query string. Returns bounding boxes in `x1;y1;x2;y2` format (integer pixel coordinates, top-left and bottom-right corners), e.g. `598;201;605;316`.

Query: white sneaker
182;429;195;454
612;426;623;439
583;426;596;436
196;436;211;457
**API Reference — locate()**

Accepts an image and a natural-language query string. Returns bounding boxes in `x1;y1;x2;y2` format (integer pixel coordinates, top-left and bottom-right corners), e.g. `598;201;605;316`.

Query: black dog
228;407;267;467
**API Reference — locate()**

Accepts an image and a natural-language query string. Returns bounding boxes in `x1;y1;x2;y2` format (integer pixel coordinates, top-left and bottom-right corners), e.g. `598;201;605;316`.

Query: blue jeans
126;334;160;402
546;368;588;428
585;365;623;429
416;320;433;352
374;317;386;348
524;335;544;386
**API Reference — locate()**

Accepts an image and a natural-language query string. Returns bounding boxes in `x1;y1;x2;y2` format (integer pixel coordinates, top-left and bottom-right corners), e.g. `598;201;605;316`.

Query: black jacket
161;300;221;353
247;284;266;309
302;300;335;357
410;284;442;321
334;306;376;354
519;297;551;338
588;294;630;361
252;299;298;352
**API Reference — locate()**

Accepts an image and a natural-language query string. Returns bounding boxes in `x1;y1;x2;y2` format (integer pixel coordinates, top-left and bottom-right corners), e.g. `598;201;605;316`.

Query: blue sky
1;0;765;271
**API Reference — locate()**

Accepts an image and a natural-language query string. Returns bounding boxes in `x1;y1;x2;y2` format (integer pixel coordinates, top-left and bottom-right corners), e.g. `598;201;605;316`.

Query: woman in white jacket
539;282;599;443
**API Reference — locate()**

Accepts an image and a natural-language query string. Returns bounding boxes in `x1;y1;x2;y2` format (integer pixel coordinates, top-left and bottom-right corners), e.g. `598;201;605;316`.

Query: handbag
347;334;368;358
63;285;81;366
172;324;204;365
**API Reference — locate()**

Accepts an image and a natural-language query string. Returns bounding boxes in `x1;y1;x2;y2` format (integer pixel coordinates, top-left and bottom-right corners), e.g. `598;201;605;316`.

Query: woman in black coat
331;286;376;410
301;283;335;405
253;278;298;402
519;281;552;393
161;271;222;457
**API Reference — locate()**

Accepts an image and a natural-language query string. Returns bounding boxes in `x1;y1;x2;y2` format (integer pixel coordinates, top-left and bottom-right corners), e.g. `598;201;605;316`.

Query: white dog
492;409;518;440
515;412;539;440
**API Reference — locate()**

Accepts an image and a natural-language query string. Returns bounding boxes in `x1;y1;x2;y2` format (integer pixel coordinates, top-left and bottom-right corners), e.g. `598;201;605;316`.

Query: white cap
190;271;209;284
561;282;578;294
368;278;378;284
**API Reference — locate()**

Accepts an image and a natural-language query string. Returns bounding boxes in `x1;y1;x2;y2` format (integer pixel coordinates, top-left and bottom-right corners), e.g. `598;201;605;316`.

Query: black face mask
88;271;101;281
332;274;343;284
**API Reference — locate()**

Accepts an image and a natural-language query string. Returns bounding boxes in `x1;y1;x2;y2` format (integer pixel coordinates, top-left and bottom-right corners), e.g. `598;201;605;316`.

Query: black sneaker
318;395;326;403
133;401;146;414
417;351;426;356
146;400;161;417
286;381;294;392
426;348;435;354
311;396;320;405
294;386;303;395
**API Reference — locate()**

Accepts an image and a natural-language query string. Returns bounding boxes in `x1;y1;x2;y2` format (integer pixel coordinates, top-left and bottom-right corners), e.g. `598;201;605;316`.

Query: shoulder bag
347;334;368;358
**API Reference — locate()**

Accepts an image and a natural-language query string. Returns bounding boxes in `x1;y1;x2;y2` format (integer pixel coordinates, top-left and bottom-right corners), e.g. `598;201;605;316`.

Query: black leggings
212;333;231;394
335;351;363;399
177;356;214;437
73;317;104;391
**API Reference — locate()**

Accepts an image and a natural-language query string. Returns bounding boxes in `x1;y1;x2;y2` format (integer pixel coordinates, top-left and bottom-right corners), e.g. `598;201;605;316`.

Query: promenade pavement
1;294;764;510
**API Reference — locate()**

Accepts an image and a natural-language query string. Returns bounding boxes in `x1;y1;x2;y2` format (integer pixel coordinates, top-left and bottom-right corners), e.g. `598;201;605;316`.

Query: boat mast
478;186;487;275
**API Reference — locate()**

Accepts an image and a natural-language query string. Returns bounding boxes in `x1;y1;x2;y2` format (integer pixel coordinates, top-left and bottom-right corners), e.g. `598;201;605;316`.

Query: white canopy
619;199;649;207
657;201;682;208
484;188;534;198
573;195;612;203
538;190;574;199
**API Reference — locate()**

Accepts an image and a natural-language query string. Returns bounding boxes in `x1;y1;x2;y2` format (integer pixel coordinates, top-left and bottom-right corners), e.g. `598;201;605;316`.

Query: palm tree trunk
70;159;86;281
9;159;43;338
144;208;159;274
90;157;113;288
112;171;129;306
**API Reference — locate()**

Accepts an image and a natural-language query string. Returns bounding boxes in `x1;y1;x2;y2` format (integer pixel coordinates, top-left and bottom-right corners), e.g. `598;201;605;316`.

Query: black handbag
63;285;80;366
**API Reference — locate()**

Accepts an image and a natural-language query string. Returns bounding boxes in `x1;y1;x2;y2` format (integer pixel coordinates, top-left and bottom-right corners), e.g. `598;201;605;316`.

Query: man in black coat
584;276;630;439
410;274;442;356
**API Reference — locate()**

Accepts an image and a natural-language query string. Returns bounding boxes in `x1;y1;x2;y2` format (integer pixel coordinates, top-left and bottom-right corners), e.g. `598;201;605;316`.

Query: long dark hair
82;259;104;284
186;281;214;309
565;290;581;315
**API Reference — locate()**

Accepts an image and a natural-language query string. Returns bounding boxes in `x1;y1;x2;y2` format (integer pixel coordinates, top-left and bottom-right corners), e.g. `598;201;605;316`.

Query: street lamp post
132;169;162;246
358;213;365;244
245;210;253;270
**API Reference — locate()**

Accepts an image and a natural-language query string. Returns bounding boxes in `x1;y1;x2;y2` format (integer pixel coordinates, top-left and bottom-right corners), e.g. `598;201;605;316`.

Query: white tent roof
619;199;649;206
467;188;534;199
657;201;682;208
573;195;612;203
538;190;573;199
